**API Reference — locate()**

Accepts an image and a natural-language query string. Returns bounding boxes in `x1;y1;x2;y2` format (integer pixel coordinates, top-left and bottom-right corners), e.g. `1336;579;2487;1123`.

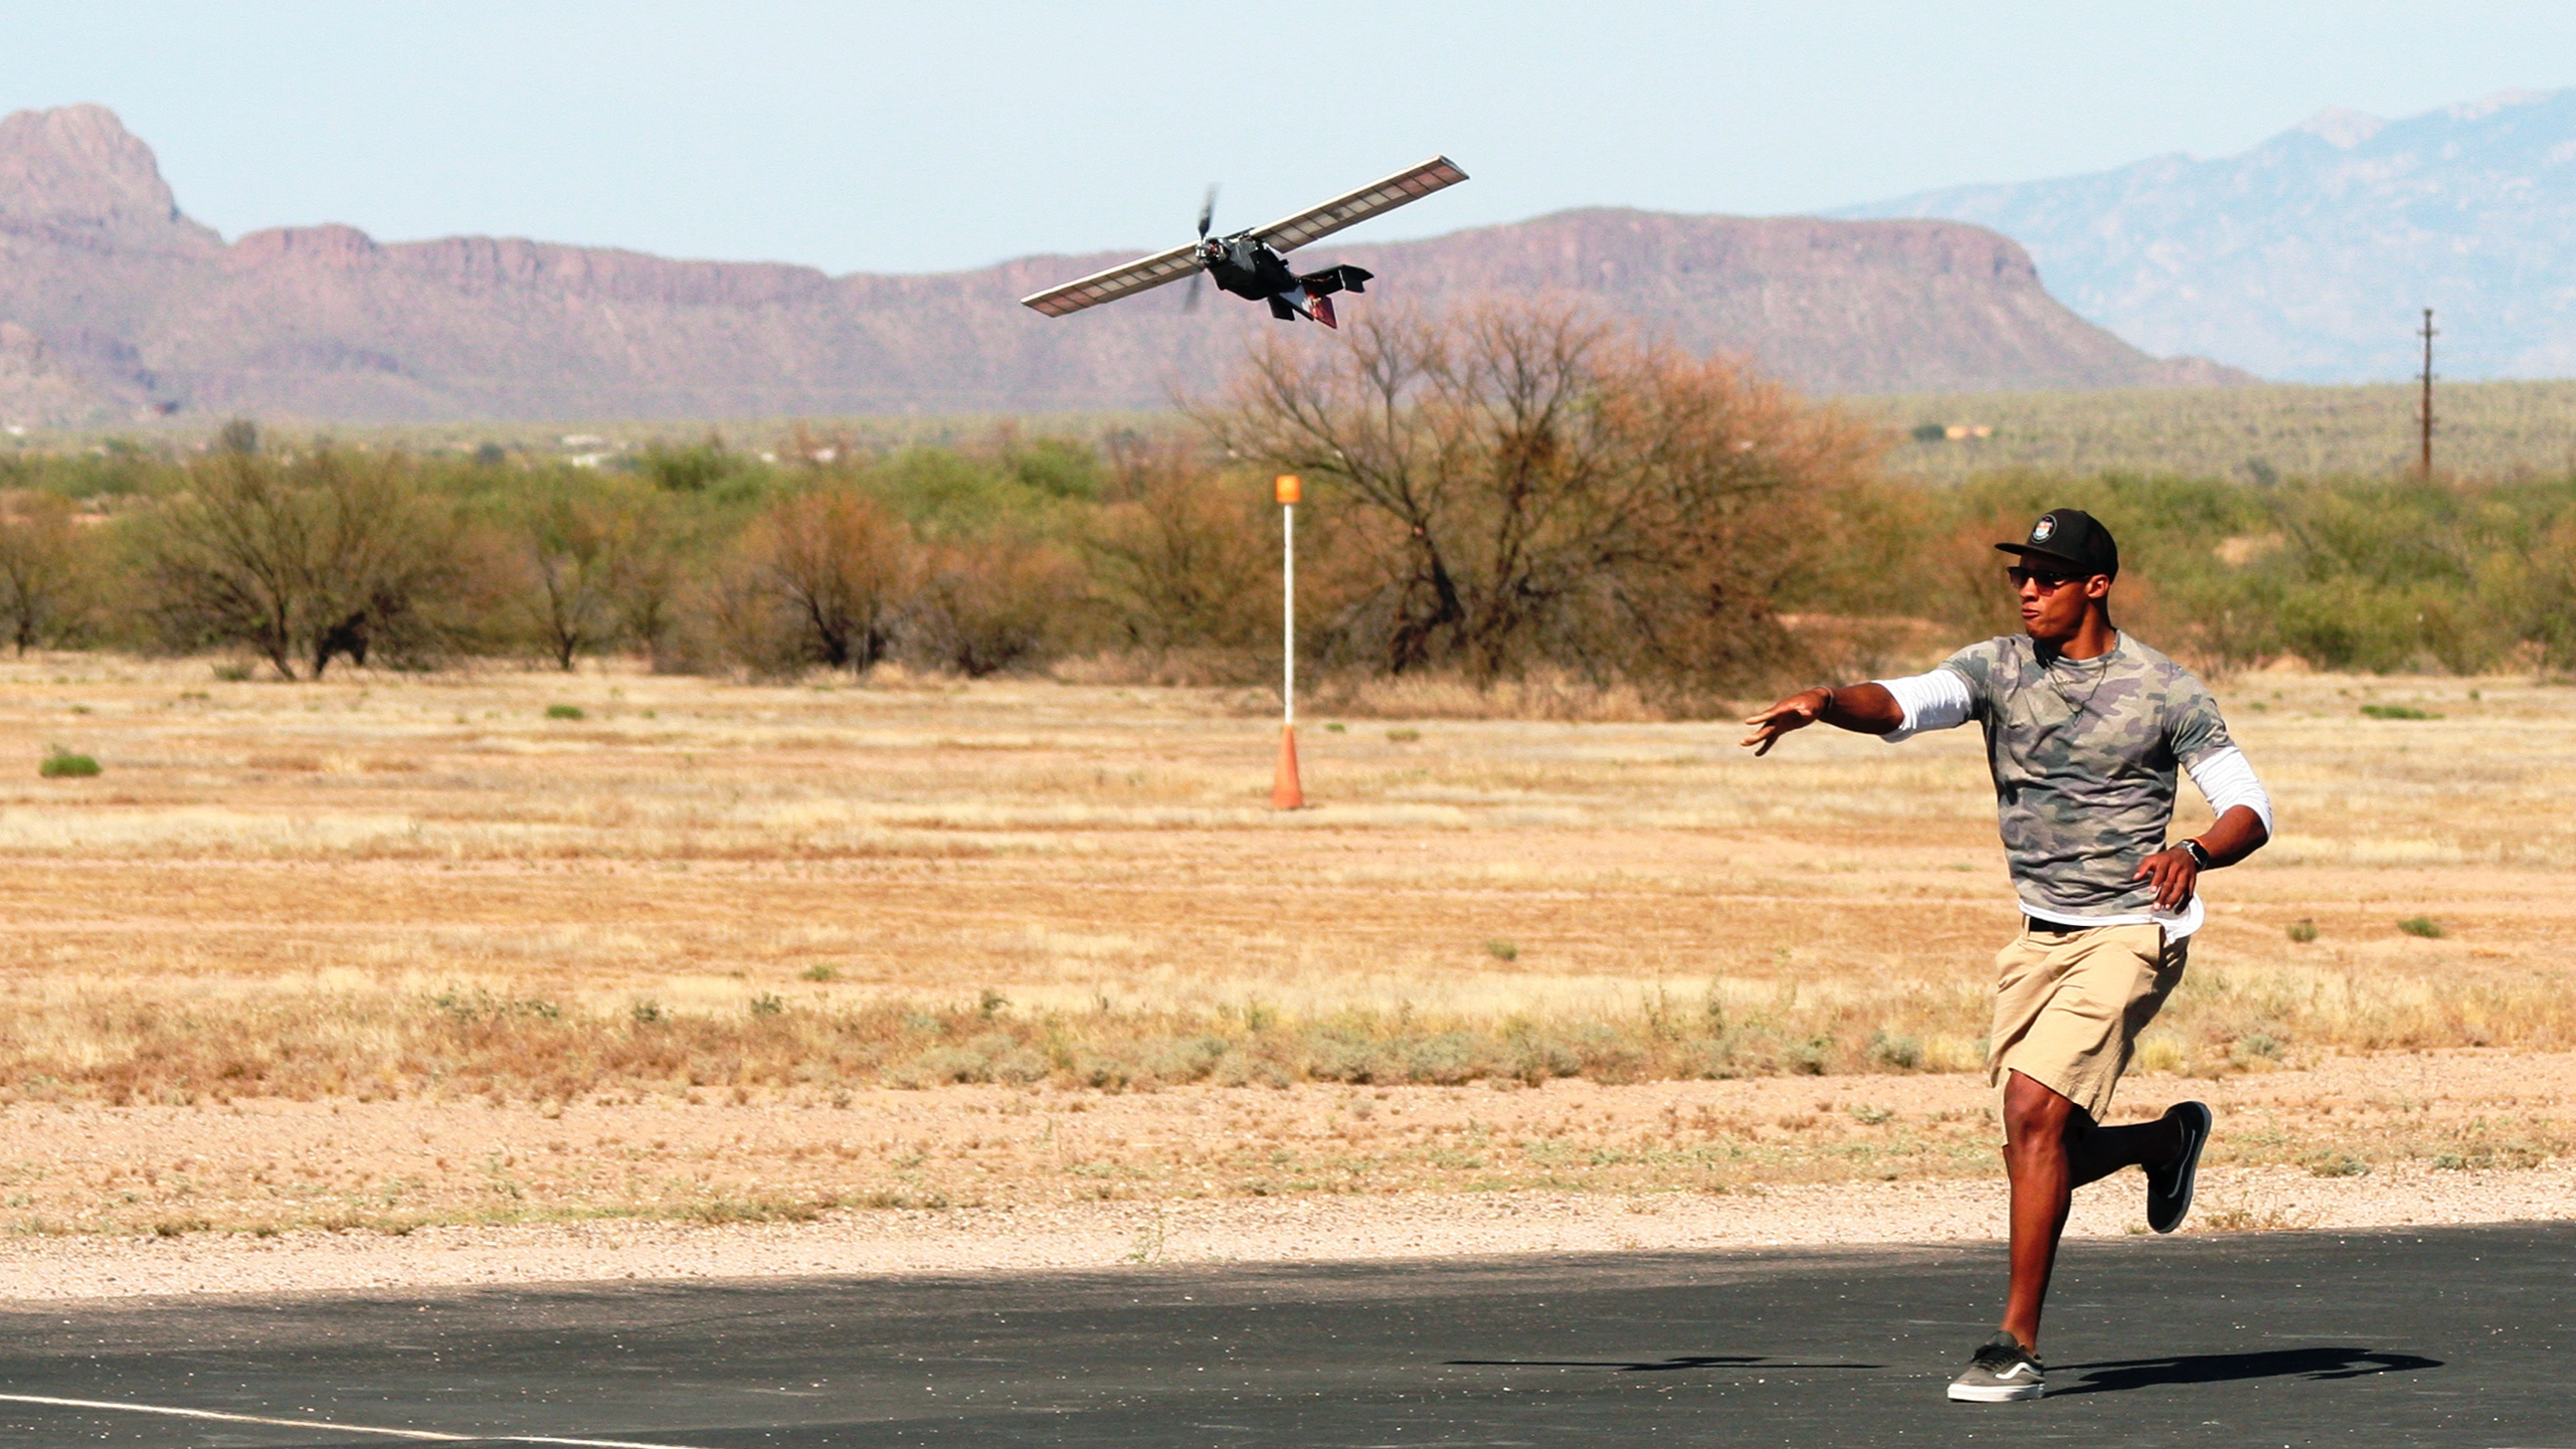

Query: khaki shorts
1988;920;2188;1123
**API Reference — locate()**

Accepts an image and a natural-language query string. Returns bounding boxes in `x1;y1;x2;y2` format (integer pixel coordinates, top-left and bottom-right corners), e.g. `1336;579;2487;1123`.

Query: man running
1739;508;2274;1403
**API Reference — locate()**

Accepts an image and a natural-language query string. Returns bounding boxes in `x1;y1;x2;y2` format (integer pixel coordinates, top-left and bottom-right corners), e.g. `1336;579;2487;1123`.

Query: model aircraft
1019;156;1467;328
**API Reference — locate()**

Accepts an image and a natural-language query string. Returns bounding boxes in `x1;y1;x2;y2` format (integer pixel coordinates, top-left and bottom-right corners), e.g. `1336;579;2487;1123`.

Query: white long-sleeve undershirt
1865;667;2276;938
2183;744;2274;840
1875;668;1974;743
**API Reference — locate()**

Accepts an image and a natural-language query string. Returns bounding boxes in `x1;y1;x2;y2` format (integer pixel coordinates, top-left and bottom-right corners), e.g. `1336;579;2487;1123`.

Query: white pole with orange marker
1271;473;1304;810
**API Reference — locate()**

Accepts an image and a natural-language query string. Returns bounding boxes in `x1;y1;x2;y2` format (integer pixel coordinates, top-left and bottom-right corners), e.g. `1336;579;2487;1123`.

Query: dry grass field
0;654;2570;1237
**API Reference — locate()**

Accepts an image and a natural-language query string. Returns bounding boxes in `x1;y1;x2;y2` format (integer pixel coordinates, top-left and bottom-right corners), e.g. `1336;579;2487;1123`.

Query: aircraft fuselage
1199;236;1301;301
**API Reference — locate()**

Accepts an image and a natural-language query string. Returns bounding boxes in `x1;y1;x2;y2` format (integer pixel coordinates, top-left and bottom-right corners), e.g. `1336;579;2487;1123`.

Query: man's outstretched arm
1741;683;1905;756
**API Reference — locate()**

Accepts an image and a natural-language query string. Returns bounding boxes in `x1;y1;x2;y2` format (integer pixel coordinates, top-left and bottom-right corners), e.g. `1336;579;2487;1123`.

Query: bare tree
1196;300;1876;688
141;449;466;678
0;490;92;653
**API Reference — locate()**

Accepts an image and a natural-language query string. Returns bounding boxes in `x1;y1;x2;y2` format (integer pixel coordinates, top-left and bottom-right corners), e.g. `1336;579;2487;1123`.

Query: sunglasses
2006;567;2085;591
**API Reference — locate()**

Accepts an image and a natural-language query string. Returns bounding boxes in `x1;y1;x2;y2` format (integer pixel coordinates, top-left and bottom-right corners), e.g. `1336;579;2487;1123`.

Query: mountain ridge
1837;89;2576;382
0;104;2242;426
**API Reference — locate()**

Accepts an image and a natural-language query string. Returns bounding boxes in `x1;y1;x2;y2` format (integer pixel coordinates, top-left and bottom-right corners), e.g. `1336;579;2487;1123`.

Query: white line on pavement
0;1392;719;1448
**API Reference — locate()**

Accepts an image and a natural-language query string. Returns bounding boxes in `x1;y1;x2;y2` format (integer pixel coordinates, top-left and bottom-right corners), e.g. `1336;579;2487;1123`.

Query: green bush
39;748;98;778
1864;1029;1924;1070
636;436;739;493
544;704;586;720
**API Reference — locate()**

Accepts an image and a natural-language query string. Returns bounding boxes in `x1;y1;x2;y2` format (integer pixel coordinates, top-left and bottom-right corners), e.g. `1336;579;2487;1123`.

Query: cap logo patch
2031;517;2057;543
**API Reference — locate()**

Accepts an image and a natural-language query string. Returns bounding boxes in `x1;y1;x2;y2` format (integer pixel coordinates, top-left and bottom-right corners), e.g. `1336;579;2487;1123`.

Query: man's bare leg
1998;1070;2188;1351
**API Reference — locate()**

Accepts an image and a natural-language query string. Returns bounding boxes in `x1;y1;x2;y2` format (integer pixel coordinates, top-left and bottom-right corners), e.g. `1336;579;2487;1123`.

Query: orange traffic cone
1271;724;1304;810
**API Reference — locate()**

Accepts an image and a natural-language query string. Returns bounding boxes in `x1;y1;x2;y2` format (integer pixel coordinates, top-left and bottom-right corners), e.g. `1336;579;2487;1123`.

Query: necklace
1999;638;2117;778
2040;640;2117;722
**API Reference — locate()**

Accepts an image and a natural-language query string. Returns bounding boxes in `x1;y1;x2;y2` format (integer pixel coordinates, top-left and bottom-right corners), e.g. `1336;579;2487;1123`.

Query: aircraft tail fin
1296;265;1371;298
1311;294;1338;329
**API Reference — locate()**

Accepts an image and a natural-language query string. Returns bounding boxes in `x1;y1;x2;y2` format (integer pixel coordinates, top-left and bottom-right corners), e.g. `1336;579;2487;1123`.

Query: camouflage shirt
1935;633;2234;919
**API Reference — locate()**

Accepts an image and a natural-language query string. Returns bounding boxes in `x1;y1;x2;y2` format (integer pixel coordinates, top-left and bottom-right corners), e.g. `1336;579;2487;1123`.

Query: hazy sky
7;2;2574;274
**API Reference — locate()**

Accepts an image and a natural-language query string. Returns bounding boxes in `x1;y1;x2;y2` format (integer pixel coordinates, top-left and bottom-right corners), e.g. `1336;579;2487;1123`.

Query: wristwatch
2179;838;2214;869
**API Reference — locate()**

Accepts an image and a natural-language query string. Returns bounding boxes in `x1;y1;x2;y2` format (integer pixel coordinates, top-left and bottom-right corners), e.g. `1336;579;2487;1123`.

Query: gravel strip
1;1161;2568;1303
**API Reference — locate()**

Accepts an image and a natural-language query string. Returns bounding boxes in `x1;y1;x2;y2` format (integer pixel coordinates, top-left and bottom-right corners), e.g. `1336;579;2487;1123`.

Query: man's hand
1741;688;1835;757
2133;846;2200;911
2134;806;2270;910
1742;682;1904;755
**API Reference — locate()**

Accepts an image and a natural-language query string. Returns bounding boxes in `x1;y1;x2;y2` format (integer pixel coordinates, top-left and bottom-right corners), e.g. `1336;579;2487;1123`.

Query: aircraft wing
1019;242;1202;317
1251;156;1469;254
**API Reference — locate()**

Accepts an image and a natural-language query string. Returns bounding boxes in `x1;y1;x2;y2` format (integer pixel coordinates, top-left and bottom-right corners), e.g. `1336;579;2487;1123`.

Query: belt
2025;916;2093;935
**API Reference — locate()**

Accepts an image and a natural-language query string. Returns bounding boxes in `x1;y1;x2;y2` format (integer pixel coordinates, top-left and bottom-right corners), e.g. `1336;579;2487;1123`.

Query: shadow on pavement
1444;1355;1884;1373
2054;1347;2443;1396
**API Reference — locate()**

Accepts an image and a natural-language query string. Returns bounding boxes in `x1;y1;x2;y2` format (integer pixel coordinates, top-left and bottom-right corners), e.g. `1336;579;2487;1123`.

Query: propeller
1186;184;1218;313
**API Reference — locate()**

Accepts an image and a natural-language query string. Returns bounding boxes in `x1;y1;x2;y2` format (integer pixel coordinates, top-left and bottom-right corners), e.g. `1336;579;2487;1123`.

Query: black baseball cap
1995;508;2118;579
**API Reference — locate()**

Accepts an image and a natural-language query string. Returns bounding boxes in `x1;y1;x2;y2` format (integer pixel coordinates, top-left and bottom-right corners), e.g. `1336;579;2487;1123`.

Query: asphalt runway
0;1222;2564;1448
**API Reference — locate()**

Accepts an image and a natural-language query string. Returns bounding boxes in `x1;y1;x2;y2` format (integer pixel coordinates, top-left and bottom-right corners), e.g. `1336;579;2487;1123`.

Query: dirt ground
0;1050;2570;1299
0;657;2569;1284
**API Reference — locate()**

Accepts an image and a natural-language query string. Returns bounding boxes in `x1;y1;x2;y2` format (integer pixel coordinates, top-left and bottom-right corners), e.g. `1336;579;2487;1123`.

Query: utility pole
2417;307;2437;478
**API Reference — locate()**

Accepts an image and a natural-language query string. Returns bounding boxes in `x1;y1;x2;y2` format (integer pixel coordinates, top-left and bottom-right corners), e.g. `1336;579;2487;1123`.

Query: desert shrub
0;440;177;499
1141;1034;1230;1083
0;489;97;652
1001;435;1105;501
1864;1029;1925;1070
137;448;475;678
609;517;695;669
11;402;2576;687
636;434;739;493
2511;514;2576;670
1779;465;2576;675
905;534;1087;675
716;488;918;677
489;473;688;669
862;447;1055;534
1085;440;1276;670
38;747;98;778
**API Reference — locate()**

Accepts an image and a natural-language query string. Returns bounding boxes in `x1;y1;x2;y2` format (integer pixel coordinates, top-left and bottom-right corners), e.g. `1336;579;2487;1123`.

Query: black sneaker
2146;1101;2213;1234
1946;1333;2045;1402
